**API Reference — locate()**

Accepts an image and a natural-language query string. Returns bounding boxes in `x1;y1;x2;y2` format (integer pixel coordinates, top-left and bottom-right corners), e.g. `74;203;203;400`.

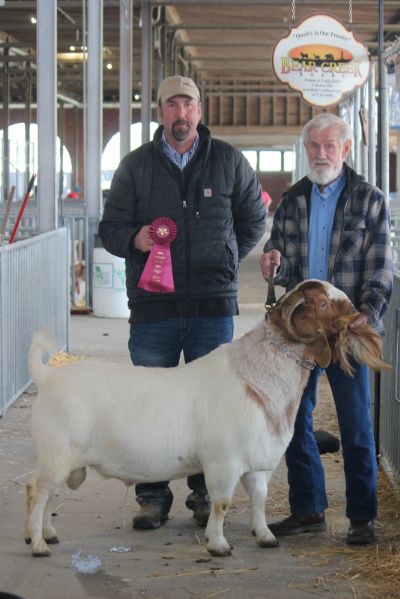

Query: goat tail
28;328;58;386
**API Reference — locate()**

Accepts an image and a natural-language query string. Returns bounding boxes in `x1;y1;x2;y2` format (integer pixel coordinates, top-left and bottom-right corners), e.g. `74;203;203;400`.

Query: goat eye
319;301;327;310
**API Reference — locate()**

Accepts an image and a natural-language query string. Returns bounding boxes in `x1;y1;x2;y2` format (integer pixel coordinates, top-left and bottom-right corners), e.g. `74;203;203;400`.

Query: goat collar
266;330;315;371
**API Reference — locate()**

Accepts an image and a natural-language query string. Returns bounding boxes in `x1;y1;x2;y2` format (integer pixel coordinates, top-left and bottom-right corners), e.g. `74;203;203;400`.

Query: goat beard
332;314;391;376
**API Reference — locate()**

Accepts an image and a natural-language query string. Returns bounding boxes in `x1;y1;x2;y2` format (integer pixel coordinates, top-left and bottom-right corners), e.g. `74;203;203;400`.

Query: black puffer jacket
98;124;266;312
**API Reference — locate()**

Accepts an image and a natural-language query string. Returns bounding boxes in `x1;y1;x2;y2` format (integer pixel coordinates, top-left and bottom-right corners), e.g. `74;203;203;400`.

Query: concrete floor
0;236;384;598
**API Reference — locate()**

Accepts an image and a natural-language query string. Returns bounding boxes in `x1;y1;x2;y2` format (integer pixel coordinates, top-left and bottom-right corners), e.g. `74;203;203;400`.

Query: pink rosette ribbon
138;217;177;293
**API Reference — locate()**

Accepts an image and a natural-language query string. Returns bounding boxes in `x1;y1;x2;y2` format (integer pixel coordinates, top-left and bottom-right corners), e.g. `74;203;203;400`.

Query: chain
266;331;316;371
349;0;353;28
291;0;296;24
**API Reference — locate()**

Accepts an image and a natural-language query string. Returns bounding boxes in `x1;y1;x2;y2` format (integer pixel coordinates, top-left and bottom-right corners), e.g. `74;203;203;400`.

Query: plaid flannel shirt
264;164;393;332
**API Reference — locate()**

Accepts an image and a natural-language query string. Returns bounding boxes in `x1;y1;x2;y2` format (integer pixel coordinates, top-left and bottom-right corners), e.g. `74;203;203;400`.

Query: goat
24;280;389;557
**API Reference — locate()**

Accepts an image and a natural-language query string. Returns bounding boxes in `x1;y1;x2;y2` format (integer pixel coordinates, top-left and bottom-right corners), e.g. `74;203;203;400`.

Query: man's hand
261;249;281;280
134;226;153;252
349;314;369;329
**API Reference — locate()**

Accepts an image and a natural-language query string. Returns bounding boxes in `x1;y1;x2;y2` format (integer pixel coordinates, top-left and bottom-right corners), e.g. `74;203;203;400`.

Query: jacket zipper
195;179;201;228
182;197;192;298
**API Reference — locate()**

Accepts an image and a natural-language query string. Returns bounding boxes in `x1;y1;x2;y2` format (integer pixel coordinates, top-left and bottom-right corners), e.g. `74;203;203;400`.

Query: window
259;151;281;172
241;149;295;173
0;123;72;200
101;121;158;190
242;150;257;170
283;151;294;172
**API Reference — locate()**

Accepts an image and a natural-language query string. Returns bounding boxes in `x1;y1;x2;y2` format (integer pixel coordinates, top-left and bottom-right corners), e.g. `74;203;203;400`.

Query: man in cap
99;75;266;530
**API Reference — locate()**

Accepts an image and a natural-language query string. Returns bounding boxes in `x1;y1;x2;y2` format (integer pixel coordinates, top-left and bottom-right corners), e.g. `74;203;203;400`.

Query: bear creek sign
272;13;370;108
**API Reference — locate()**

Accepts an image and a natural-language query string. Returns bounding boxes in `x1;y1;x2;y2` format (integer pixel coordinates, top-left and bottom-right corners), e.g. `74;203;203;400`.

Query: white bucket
92;247;130;318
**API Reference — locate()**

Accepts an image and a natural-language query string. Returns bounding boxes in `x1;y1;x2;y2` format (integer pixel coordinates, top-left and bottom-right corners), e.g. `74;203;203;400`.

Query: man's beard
308;162;342;186
171;120;190;141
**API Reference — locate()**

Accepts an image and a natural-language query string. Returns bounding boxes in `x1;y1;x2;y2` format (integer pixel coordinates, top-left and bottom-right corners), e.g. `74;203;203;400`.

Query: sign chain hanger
290;0;353;28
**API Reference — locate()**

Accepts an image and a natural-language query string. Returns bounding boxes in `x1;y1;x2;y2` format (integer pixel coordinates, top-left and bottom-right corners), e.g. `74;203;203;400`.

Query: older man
261;113;393;545
99;75;266;530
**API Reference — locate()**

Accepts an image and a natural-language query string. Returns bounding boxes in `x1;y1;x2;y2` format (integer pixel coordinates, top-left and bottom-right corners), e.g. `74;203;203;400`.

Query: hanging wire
348;0;353;28
291;0;296;25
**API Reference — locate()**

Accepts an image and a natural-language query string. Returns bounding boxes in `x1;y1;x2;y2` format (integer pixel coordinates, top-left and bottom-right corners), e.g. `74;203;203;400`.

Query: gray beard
308;163;343;186
172;121;190;141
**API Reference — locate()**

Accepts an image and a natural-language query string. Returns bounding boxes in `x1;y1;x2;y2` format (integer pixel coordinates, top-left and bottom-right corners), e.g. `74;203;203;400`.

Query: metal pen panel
0;228;69;415
380;271;400;477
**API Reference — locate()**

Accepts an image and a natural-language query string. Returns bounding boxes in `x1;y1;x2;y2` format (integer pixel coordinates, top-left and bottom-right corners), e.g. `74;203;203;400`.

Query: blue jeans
286;360;377;521
129;316;234;511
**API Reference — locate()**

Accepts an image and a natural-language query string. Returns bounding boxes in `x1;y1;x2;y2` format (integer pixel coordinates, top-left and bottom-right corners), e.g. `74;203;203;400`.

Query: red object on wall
9;174;36;243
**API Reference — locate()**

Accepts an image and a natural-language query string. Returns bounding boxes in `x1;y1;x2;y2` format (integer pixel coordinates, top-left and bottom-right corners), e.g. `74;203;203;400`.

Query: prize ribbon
137;217;177;293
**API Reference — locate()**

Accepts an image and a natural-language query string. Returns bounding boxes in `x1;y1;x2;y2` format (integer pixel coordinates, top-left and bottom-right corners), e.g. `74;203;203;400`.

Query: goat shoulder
228;320;311;438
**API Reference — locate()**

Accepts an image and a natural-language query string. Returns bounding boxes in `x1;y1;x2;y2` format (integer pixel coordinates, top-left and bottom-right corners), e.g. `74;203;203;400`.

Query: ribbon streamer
138;217;177;293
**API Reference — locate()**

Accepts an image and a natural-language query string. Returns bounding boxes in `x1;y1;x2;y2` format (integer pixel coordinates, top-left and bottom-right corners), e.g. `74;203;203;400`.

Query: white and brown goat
25;280;389;557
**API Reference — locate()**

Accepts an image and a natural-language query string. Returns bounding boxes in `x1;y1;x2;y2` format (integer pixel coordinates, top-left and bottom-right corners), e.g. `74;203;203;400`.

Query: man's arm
358;190;393;327
98;156;142;258
231;153;267;260
261;195;292;287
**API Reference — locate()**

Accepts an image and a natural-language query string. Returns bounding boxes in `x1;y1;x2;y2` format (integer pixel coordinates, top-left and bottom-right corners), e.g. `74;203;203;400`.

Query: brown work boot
132;503;169;530
346;520;375;545
268;512;326;536
185;492;211;527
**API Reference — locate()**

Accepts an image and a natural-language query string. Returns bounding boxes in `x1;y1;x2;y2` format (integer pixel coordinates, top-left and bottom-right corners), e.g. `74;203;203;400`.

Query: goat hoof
33;548;51;557
208;546;232;557
32;539;51;557
255;530;279;548
207;539;232;557
24;537;31;545
45;536;60;545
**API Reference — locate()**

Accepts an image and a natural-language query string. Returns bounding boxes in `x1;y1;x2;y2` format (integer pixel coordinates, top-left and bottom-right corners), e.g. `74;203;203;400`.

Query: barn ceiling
0;0;399;138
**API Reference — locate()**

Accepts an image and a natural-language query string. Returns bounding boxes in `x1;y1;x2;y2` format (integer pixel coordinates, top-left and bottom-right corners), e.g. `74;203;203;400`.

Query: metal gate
0;228;69;415
380;271;400;478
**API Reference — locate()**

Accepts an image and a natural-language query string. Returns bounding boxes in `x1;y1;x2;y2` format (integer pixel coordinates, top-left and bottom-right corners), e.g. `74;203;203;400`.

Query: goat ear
290;309;332;367
309;328;331;368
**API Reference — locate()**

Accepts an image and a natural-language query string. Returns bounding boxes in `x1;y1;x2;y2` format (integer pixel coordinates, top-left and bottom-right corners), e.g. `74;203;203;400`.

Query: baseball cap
157;75;200;103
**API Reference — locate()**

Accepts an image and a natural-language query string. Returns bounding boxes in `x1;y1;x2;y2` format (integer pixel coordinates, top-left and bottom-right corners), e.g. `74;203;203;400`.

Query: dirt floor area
1;239;400;599
1;310;400;599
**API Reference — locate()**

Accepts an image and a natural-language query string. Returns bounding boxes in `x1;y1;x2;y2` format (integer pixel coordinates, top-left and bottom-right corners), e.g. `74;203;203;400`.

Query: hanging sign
272;14;370;108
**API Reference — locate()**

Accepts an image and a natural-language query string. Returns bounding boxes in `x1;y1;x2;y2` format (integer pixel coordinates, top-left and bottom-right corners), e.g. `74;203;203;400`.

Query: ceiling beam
167;23;400;32
5;0;400;5
141;0;400;5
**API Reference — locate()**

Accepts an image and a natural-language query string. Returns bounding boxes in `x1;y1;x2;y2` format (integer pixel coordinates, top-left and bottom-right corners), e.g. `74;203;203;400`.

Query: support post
120;0;133;159
37;0;58;231
141;1;153;144
85;0;103;306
